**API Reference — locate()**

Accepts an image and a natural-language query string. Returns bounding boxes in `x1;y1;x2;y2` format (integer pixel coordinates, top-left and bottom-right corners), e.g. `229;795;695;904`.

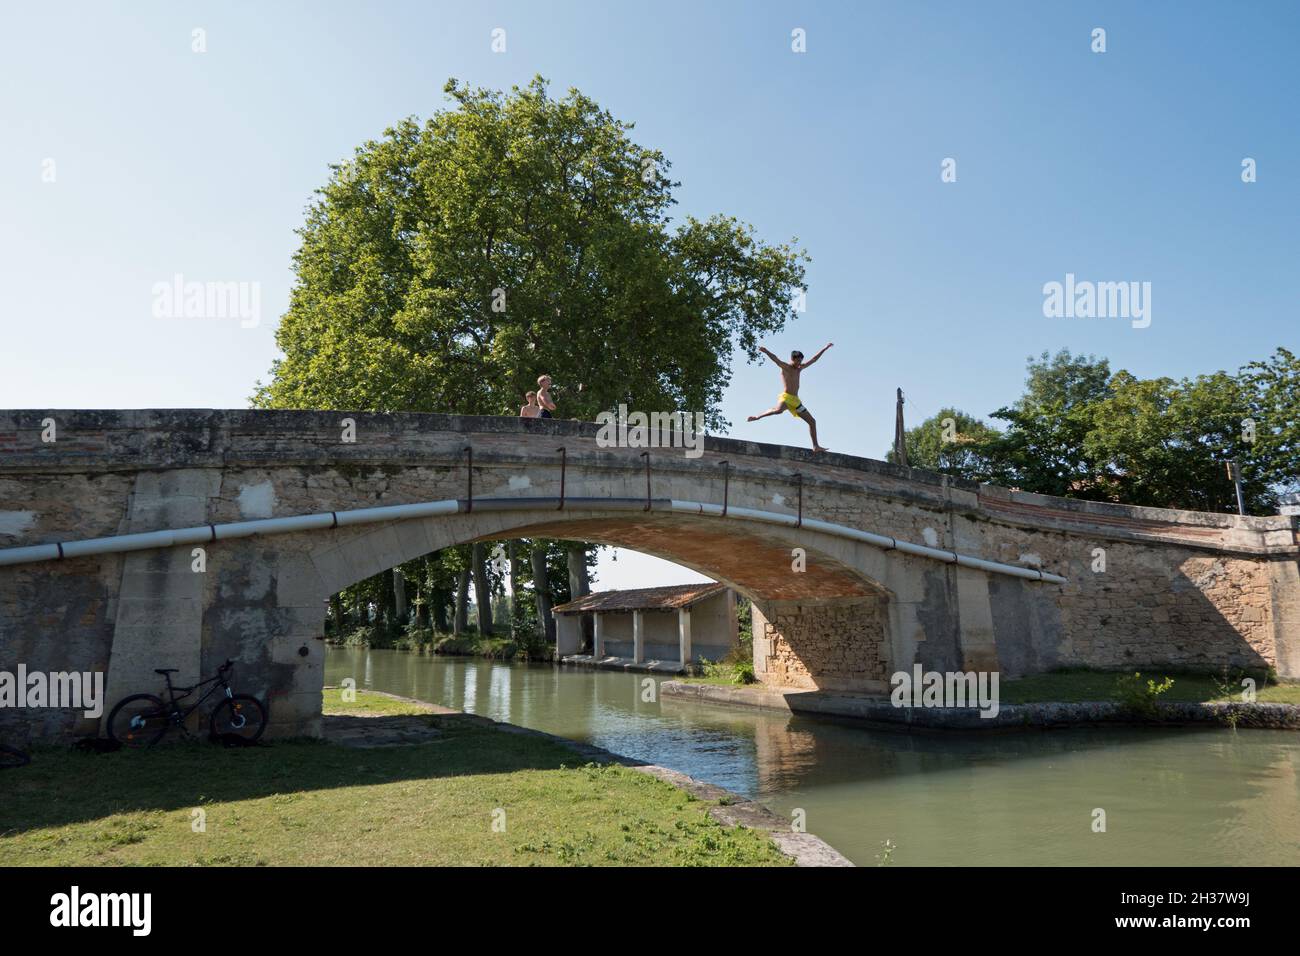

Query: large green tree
985;350;1114;497
1081;369;1268;511
1241;347;1300;496
252;75;808;427
886;407;1002;480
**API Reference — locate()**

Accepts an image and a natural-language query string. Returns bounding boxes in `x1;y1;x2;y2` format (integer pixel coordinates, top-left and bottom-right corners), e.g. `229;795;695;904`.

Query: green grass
321;686;437;716
999;669;1300;705
0;691;788;867
679;651;756;687
679;673;759;688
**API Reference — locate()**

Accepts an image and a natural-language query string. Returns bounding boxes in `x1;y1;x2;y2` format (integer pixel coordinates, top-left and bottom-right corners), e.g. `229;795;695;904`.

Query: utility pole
1226;460;1246;516
893;388;909;468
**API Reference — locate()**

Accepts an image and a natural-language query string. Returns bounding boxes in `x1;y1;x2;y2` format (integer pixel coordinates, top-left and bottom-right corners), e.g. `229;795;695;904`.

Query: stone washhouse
552;582;740;673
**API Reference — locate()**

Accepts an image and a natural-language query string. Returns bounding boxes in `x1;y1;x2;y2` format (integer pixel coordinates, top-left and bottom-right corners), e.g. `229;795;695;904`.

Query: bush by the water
1115;671;1175;717
433;633;519;659
326;619;556;663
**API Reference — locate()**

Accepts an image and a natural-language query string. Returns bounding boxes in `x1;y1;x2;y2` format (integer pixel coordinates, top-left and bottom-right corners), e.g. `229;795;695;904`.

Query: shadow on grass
0;716;584;838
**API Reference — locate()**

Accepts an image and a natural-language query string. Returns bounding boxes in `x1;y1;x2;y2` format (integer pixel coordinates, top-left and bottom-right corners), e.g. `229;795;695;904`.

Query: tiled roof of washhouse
551;582;728;615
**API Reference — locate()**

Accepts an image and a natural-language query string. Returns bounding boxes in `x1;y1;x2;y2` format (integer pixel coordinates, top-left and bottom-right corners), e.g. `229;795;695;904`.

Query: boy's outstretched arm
802;342;834;367
758;345;787;368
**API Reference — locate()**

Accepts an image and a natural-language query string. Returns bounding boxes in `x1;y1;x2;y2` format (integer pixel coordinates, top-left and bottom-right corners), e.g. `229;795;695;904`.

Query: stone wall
753;599;891;692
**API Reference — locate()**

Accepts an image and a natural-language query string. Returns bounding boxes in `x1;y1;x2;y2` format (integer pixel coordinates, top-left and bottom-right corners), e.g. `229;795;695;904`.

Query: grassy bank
0;692;789;867
329;625;547;661
321;687;441;716
678;667;1299;706
680;670;756;688
999;669;1300;705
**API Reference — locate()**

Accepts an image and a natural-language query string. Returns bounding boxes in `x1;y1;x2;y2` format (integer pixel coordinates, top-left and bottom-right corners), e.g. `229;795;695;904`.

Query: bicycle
106;659;267;748
0;743;30;769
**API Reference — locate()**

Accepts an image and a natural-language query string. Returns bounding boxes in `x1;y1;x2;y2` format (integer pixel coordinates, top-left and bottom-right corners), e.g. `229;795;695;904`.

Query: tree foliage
885;349;1298;515
986;351;1114;497
252;75;808;428
886;407;1002;480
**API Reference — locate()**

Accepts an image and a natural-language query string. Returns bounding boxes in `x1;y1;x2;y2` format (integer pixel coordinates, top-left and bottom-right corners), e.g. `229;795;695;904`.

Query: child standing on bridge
747;343;833;452
519;391;542;418
536;374;557;419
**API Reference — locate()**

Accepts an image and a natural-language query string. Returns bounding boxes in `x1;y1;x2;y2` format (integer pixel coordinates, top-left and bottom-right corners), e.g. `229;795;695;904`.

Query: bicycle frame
158;666;235;728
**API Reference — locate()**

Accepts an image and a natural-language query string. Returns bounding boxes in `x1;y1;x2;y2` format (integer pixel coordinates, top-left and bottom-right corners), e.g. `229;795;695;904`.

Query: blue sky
3;1;1296;589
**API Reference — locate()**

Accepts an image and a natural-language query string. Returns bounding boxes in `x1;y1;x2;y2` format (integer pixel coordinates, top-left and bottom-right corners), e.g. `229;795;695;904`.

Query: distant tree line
327;539;594;657
888;348;1300;515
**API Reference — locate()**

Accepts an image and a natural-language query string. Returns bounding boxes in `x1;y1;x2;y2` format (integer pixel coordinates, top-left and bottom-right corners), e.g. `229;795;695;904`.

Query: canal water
325;647;1300;866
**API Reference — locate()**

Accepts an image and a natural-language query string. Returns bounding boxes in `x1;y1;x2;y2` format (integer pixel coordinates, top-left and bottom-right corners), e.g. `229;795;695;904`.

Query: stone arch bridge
1;409;1296;742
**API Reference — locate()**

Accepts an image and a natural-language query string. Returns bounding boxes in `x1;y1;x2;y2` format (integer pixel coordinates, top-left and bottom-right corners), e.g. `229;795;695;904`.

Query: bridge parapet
2;409;1293;555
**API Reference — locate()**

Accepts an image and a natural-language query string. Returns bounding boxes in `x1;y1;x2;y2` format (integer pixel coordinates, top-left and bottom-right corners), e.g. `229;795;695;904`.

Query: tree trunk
329;593;344;637
454;570;470;635
393;568;408;627
432;589;449;633
566;543;590;598
566;543;593;650
508;540;526;639
381;568;397;637
471;543;493;635
531;543;555;646
410;568;428;628
494;582;510;627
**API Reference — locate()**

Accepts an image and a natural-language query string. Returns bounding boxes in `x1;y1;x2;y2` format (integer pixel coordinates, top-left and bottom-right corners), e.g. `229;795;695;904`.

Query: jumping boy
747;343;833;452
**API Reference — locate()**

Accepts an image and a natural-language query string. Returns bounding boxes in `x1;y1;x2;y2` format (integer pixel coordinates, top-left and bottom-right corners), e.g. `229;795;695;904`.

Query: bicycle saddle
154;668;179;675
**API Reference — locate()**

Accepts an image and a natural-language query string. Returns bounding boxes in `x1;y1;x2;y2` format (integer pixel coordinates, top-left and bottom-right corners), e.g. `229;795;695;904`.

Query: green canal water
326;647;1300;866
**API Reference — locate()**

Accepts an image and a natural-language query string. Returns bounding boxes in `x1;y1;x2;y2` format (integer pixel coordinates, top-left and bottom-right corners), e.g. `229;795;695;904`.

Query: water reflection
325;647;1300;866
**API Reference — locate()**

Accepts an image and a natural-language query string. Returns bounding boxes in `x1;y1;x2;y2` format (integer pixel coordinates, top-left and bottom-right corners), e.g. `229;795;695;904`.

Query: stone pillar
593;613;605;658
750;598;891;693
633;610;645;663
678;607;693;664
953;566;1000;672
726;590;739;646
104;469;221;731
555;613;582;657
947;512;1002;673
1270;559;1300;679
751;602;772;680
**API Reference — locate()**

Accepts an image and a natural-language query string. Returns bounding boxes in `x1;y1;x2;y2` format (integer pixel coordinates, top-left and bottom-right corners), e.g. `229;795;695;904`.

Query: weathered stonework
0;409;1296;743
753;599;890;692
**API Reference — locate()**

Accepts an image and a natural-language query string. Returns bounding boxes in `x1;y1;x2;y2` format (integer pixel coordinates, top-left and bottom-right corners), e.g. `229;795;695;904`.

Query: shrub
699;657;755;686
1115;672;1174;718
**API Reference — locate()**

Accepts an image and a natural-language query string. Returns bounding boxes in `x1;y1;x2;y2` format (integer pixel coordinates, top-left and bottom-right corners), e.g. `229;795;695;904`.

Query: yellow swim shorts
779;392;805;417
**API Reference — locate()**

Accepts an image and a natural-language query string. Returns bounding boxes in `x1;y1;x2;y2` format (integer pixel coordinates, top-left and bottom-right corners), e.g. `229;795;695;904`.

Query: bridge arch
307;508;902;703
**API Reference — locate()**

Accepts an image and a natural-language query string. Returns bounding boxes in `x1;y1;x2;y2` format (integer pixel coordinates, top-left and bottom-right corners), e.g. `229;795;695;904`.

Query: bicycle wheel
0;744;30;769
210;694;267;743
107;694;170;748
